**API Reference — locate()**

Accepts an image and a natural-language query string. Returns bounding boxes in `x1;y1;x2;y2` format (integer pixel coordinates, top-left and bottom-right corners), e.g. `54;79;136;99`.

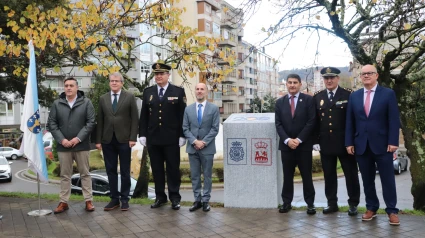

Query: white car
0;146;24;160
0;156;12;182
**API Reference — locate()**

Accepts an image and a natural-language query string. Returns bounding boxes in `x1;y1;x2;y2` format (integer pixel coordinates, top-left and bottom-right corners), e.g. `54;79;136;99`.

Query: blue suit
183;101;220;202
345;85;400;214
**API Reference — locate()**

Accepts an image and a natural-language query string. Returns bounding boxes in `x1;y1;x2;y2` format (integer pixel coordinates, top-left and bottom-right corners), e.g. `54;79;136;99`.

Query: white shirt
111;90;121;103
288;92;300;108
66;96;77;108
327;86;338;99
363;84;377;109
157;83;169;96
195;100;207;118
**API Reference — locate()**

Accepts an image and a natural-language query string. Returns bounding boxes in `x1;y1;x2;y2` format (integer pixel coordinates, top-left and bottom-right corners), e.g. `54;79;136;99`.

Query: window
205;21;211;33
213;22;220;35
92;178;110;193
0;103;6;116
205;4;211;13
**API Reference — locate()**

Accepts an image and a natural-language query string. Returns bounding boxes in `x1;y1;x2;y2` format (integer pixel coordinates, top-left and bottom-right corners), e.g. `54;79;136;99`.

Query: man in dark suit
183;83;220;212
96;72;139;211
346;64;401;226
313;67;360;216
275;74;316;215
139;62;187;210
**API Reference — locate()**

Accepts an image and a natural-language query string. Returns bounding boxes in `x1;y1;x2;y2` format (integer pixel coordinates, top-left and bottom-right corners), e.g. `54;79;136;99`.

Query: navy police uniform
313;67;360;209
139;63;186;203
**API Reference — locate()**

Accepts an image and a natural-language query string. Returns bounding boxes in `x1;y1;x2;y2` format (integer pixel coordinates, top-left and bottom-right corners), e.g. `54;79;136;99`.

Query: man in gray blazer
96;72;139;211
182;83;220;212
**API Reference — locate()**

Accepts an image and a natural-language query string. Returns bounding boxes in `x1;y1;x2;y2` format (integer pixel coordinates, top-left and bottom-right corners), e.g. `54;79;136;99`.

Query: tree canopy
0;0;235;105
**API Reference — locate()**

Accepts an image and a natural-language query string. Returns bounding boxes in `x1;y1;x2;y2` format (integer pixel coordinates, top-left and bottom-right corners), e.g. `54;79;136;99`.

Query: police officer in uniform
139;62;187;210
313;67;360;216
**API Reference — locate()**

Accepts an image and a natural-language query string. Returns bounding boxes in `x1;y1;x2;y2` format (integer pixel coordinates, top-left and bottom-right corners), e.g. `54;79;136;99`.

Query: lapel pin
299;99;303;102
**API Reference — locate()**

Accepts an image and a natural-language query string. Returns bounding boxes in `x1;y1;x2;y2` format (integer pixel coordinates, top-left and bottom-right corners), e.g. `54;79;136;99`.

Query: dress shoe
189;201;203;212
54;202;69;214
306;205;316;215
362;210;377;221
388;213;400;226
121;201;129;211
171;201;181;210
279;203;292;213
348;206;358;216
104;200;120;211
323;206;339;214
151;200;167;209
202;202;211;212
85;201;95;212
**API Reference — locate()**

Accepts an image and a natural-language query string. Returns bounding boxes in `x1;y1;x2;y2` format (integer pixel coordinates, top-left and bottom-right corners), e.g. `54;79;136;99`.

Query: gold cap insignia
326;67;332;73
155;64;160;69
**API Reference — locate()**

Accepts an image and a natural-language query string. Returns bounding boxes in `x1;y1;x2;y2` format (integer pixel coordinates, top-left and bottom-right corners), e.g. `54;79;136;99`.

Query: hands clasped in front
62;138;80;148
287;139;300;150
193;139;206;150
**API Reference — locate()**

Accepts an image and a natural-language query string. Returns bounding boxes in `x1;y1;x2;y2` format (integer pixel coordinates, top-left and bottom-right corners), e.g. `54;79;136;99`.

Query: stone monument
223;113;283;208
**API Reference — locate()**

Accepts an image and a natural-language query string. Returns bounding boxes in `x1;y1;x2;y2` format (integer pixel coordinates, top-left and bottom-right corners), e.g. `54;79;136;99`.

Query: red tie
364;90;372;117
290;95;295;117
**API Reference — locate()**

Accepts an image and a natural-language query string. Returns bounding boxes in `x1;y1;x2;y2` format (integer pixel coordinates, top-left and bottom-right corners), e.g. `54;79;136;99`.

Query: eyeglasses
360;72;377;77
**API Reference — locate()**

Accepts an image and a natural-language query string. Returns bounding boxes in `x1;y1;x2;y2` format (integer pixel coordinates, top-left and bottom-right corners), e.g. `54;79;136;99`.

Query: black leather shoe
171;201;180;210
121;201;129;211
202;202;210;212
323;206;339;214
104;200;120;211
151;200;167;209
306;205;316;215
189;201;203;212
279;203;292;213
348;206;358;216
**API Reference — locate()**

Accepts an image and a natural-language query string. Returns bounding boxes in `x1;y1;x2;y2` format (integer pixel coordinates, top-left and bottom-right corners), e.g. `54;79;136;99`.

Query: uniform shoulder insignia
344;87;353;92
314;89;324;95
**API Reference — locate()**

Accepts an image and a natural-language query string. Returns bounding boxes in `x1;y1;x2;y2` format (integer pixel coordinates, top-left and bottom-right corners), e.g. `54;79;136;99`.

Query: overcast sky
232;0;354;70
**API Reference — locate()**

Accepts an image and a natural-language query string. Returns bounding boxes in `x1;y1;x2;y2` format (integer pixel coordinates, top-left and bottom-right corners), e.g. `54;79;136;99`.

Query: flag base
28;209;52;216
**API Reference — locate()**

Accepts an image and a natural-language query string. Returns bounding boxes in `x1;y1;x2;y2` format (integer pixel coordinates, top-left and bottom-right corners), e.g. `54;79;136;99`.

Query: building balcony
222;94;238;102
222;75;237;84
245;94;254;99
237;79;245;87
196;0;220;11
218;38;237;47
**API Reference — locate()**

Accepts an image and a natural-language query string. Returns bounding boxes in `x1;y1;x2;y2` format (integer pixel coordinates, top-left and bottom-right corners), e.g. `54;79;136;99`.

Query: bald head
195;83;208;103
360;64;379;90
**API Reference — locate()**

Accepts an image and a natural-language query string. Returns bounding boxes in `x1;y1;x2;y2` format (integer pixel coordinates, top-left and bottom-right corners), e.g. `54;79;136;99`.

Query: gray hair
109;72;124;82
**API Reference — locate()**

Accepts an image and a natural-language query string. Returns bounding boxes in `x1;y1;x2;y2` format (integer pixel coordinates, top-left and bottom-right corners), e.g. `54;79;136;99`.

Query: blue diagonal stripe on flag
19;40;49;182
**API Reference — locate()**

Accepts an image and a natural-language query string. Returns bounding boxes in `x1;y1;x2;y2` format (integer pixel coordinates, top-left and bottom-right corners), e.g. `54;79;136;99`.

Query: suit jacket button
159;123;162;126
329;116;332;118
159;110;162;113
329;109;332;111
329;123;332;126
330;130;332;133
159;117;161;119
159;104;162;106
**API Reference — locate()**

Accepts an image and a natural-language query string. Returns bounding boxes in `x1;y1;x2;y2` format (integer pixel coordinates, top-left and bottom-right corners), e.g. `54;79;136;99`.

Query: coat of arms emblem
229;141;244;162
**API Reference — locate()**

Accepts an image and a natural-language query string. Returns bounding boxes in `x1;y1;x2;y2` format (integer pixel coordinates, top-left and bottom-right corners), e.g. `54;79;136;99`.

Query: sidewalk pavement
1;197;424;238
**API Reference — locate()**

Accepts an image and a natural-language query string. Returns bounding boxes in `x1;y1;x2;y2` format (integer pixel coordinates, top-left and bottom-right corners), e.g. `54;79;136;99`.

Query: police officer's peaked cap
152;62;172;73
320;67;341;77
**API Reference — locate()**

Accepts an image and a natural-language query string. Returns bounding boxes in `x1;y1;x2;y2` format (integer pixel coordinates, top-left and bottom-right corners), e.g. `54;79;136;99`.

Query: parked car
0;156;13;182
70;170;155;199
376;149;409;175
44;146;53;160
0;146;24;160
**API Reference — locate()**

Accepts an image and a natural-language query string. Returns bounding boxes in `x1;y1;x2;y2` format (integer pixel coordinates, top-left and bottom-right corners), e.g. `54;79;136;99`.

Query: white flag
19;41;49;182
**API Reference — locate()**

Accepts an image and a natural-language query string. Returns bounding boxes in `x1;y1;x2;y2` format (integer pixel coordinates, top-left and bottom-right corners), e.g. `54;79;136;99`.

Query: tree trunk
132;146;149;198
396;83;425;211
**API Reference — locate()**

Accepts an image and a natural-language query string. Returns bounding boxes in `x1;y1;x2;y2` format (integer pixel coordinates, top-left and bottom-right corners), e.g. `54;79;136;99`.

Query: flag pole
27;173;52;216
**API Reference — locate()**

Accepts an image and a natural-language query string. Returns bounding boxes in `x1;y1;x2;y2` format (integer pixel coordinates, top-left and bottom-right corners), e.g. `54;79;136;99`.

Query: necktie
112;94;118;112
197;104;203;125
329;91;334;101
290;95;295;118
159;87;164;101
364;90;372;117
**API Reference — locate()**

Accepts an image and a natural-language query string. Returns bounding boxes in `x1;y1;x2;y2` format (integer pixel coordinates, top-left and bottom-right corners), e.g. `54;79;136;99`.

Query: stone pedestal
223;113;283;208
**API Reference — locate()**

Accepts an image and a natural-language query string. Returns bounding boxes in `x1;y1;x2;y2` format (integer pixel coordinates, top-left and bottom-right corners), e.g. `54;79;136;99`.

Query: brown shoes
388;213;400;226
362;210;377;221
85;201;95;212
54;202;69;214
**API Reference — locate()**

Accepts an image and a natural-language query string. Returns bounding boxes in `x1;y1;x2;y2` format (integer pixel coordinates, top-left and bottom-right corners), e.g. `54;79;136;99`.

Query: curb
23;169;61;185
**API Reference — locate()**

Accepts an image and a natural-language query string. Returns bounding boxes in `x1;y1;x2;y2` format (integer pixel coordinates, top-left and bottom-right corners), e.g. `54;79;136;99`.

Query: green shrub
312;155;323;173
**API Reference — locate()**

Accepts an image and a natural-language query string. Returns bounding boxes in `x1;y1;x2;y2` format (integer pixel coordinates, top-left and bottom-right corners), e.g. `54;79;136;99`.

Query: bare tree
241;0;425;211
